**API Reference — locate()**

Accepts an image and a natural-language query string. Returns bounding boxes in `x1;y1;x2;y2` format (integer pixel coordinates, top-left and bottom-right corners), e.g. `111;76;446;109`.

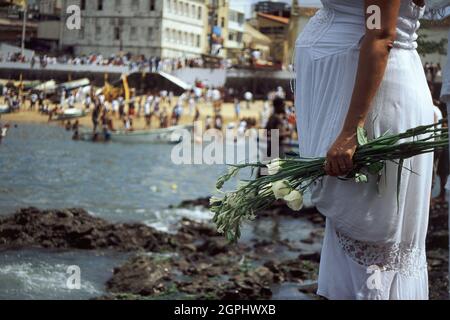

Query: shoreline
0;199;448;300
0;99;268;131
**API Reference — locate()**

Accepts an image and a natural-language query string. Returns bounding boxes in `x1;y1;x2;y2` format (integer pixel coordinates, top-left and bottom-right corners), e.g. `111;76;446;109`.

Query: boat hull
79;125;193;144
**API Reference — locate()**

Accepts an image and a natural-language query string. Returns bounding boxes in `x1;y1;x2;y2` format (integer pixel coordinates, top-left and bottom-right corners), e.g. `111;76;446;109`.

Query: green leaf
355;173;368;183
397;159;404;214
368;162;384;175
357;127;369;146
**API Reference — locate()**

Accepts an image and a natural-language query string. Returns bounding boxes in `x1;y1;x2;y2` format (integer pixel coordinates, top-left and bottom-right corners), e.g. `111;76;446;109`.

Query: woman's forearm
341;35;394;133
341;0;401;135
325;0;401;176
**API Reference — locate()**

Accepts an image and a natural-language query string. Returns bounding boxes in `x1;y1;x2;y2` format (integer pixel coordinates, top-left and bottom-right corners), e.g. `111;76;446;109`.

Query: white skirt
295;29;434;301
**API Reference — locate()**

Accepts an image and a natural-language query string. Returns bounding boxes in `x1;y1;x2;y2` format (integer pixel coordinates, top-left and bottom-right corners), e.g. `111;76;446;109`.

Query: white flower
267;159;282;175
283;190;304;211
258;183;272;196
210;196;222;206
271;180;292;200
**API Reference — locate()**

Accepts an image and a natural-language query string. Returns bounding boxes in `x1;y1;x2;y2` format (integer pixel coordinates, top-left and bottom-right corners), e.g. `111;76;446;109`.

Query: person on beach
84;94;92;111
124;116;133;131
92;98;102;134
295;0;435;300
160;108;169;128
234;98;241;120
144;94;153;128
30;92;38;110
188;91;196;116
429;82;448;207
172;101;183;126
194;105;201;124
72;120;80;140
244;91;253;110
265;97;291;159
118;96;125;119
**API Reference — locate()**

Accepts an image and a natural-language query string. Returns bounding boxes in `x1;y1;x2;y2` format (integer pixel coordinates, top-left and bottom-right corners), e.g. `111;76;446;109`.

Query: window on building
95;25;101;40
197;7;202;20
148;27;153;41
130;26;137;40
149;0;156;11
97;0;103;11
80;0;86;11
114;27;121;40
115;0;121;11
196;35;200;48
131;0;139;10
221;17;225;28
237;32;243;43
78;28;84;39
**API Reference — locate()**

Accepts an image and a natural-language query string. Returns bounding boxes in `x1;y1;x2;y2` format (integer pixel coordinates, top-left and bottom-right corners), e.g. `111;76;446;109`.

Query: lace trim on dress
336;231;427;278
296;7;334;47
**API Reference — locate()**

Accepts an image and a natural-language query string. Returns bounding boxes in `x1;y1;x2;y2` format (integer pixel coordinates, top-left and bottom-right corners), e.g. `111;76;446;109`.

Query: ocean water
0;123;231;299
0;123;228;222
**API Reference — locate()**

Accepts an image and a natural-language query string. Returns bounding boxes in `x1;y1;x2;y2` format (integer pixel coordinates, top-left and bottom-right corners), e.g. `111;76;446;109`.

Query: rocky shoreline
0;201;448;300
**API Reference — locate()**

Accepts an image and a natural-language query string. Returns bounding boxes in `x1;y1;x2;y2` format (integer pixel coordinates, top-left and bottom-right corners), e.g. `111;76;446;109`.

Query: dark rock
0;208;174;251
298;252;321;263
107;255;172;296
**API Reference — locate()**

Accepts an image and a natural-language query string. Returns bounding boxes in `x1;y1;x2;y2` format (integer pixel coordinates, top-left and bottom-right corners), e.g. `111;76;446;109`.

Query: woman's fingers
338;154;353;174
325;154;340;176
326;153;353;177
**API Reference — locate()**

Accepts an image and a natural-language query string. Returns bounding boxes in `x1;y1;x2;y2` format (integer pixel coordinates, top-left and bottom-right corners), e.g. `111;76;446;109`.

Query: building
243;23;271;61
35;0;62;51
250;12;290;66
60;0;208;58
206;0;229;57
288;0;448;70
0;0;38;48
253;1;290;18
226;7;245;61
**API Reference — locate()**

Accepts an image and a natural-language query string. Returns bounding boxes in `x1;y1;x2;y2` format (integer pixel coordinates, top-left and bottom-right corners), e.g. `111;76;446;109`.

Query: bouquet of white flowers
211;123;448;243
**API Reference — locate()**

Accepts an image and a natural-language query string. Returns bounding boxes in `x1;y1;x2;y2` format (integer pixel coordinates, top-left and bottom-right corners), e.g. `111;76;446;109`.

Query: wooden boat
79;124;194;144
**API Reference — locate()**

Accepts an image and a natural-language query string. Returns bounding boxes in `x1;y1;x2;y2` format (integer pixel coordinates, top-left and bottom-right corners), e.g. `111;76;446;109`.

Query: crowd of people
1;51;224;73
1;75;298;147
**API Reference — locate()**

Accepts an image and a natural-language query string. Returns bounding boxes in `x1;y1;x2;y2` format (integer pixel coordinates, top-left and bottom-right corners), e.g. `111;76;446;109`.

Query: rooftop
257;12;289;25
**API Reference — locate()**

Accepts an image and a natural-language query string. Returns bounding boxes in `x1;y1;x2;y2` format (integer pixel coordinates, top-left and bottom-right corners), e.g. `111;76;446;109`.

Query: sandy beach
0;99;269;131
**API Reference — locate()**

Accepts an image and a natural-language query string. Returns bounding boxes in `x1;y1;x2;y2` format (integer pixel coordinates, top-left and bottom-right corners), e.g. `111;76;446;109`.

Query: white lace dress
295;0;434;300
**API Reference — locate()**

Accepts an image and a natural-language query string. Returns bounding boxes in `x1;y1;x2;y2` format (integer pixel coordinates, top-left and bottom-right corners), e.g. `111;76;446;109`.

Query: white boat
80;124;194;144
0;104;9;114
55;108;86;121
33;80;57;94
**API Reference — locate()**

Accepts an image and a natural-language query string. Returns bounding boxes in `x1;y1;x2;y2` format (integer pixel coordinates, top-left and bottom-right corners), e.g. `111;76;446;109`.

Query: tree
417;33;448;57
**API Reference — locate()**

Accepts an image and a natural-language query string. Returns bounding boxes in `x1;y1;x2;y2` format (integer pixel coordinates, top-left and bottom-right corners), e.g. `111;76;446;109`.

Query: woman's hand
325;131;358;177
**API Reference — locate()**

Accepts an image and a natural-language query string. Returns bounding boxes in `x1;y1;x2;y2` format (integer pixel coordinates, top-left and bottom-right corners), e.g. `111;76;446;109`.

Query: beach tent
126;71;191;96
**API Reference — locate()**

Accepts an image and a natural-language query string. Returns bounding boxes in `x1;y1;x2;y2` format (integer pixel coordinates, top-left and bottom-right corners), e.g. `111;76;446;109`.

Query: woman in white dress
295;0;435;299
